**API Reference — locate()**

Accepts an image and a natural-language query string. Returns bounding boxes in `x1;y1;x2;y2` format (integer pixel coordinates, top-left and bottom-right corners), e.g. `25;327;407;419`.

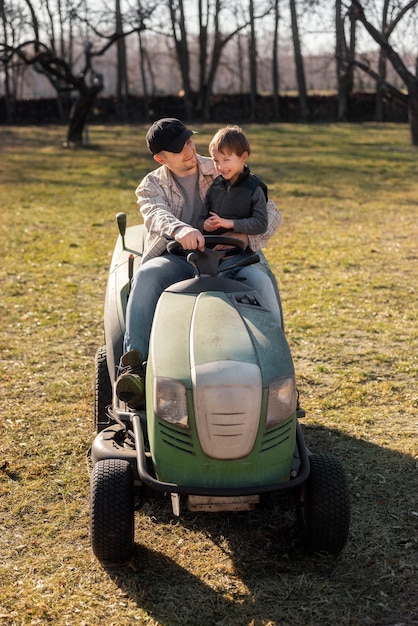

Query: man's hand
174;226;205;251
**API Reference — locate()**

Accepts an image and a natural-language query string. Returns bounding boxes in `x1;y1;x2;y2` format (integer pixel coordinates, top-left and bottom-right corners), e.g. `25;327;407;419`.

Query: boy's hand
203;218;217;232
204;212;234;231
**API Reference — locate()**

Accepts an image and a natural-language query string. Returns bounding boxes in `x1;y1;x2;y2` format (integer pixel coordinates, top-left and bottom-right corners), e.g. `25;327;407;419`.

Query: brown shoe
115;350;145;408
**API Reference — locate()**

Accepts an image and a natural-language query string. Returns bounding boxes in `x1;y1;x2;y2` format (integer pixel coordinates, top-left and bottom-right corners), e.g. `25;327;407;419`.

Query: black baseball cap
146;118;197;155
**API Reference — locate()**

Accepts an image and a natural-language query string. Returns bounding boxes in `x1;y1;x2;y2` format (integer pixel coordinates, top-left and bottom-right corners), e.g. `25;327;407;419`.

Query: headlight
154;377;189;428
266;376;297;427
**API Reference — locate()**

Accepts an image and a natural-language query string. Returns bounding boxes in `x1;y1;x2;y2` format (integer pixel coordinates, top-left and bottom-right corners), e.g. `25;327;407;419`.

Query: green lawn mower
89;212;350;563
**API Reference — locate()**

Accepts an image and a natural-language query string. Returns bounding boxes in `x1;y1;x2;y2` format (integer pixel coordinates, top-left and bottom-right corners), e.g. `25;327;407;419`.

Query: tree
272;0;281;120
375;0;390;122
196;0;249;120
289;0;309;120
336;0;356;121
167;0;193;119
136;29;153;117
115;0;129;118
0;0;147;146
348;0;418;145
0;0;19;120
11;39;105;146
125;0;157;119
248;0;258;121
159;0;274;120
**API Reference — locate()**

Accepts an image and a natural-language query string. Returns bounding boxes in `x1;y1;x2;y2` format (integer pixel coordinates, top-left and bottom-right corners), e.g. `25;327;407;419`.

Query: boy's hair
209;125;251;157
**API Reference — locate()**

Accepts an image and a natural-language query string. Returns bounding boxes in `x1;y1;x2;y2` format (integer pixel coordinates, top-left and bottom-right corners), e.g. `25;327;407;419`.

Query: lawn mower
89;212;350;563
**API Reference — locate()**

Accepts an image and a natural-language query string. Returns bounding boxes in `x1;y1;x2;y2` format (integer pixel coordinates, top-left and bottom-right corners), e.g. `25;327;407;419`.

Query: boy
199;125;268;236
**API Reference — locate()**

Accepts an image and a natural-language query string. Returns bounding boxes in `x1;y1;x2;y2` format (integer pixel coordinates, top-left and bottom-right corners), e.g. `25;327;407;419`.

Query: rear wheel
297;453;350;554
90;458;135;563
94;345;112;432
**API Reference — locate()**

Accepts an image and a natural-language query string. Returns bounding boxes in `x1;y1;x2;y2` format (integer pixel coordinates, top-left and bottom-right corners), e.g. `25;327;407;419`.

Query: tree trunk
137;31;149;119
168;0;193;119
336;0;347;120
237;33;245;94
65;75;103;148
116;0;128;120
375;52;387;122
375;0;390;122
408;73;418;146
248;0;257;122
289;0;309;121
201;34;222;121
272;0;280;120
336;0;356;121
197;0;208;115
347;13;356;93
1;0;14;121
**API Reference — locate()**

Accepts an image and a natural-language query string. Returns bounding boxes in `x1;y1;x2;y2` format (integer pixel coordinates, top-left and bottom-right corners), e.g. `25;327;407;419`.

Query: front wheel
90;458;135;563
297;453;350;555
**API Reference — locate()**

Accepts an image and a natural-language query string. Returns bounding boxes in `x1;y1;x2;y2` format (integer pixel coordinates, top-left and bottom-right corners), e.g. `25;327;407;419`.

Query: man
116;118;282;408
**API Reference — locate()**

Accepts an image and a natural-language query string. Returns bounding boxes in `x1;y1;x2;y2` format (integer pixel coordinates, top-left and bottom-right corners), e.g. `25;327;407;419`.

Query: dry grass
0;123;417;625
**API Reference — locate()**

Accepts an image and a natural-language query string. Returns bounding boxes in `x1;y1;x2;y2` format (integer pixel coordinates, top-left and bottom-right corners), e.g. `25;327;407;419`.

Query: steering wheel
167;234;246;257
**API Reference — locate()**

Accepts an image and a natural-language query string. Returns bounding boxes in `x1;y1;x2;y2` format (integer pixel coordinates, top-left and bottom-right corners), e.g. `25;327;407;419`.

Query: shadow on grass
103;424;418;626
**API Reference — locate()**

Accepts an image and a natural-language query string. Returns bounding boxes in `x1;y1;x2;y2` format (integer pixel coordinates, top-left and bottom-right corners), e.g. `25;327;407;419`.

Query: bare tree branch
347;54;408;104
349;0;416;85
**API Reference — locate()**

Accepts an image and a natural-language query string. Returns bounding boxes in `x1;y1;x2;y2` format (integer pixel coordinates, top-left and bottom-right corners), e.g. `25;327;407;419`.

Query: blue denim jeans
124;251;282;360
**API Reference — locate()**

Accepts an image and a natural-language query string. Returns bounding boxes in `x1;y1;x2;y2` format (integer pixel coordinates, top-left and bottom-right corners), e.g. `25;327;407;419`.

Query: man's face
154;139;197;176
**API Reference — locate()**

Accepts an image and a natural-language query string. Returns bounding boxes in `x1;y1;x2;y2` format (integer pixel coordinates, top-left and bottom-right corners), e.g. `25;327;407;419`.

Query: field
0;123;417;625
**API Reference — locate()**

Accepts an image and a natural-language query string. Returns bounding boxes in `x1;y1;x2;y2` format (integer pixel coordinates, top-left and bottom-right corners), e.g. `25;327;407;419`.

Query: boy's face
210;148;248;185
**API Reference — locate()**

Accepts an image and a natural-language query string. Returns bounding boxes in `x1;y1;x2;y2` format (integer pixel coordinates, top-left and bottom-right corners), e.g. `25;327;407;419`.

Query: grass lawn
0;123;417;625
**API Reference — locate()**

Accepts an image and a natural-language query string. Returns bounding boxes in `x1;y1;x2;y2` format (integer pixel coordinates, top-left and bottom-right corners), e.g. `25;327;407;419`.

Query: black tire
94;345;112;432
297;453;350;555
90;458;135;563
